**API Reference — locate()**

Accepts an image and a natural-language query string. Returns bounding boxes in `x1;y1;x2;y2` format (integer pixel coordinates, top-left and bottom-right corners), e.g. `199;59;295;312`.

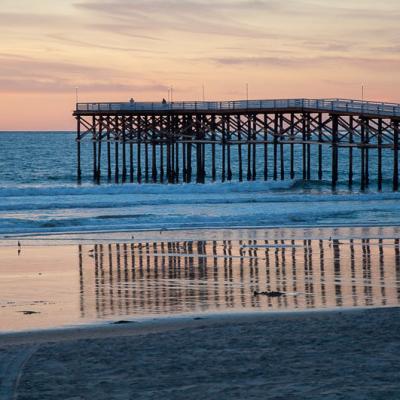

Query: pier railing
76;98;400;118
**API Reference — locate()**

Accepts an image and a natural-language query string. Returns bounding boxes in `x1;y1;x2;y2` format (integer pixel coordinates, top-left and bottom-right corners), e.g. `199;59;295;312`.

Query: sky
0;0;399;130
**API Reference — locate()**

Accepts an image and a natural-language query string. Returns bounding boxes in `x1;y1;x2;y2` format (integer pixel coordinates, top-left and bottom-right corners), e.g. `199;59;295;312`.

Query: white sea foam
0;180;294;198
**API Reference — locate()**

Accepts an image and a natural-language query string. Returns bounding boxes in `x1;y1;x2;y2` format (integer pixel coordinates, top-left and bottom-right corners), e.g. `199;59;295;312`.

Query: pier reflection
78;238;400;320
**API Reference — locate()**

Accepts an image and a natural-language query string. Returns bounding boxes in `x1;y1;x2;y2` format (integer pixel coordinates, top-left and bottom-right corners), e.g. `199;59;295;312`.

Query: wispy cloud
0;54;113;79
0;11;74;28
75;0;283;15
47;34;165;53
210;55;400;71
211;56;304;68
75;0;284;39
0;54;167;93
0;79;168;93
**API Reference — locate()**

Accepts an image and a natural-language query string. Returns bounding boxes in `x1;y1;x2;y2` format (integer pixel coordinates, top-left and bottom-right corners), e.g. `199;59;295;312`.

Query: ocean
0;131;400;236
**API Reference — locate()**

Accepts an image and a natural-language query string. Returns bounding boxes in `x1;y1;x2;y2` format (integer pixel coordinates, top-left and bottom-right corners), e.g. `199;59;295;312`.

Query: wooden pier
73;98;400;190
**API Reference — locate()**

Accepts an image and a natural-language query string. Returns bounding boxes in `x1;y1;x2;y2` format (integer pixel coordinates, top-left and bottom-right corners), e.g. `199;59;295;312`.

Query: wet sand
1;307;400;399
1;226;400;332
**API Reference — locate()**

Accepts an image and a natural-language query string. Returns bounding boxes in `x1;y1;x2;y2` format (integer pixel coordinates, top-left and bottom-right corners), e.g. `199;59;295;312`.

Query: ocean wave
1;180;400;236
0;199;399;236
0;180;296;198
0;187;400;213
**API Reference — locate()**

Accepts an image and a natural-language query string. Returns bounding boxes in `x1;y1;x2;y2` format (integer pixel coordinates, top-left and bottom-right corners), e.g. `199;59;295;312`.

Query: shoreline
2;224;400;246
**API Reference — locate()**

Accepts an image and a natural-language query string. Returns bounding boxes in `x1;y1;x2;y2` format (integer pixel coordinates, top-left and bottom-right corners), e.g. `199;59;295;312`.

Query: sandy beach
0;307;399;399
1;227;400;398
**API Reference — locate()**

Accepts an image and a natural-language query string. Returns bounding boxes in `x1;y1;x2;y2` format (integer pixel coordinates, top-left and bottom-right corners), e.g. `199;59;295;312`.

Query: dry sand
1;307;400;400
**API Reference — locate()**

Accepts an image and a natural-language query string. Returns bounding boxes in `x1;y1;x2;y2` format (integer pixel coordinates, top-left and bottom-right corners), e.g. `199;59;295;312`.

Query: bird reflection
78;237;400;320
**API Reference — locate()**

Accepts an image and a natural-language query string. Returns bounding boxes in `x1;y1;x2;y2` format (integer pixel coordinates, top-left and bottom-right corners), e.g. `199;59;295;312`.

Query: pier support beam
306;113;311;180
151;137;157;183
77;116;82;183
211;115;217;182
144;116;149;183
365;119;369;188
290;113;295;180
137;118;142;183
129;116;134;183
279;114;284;180
318;113;322;181
302;114;306;181
238;115;243;181
393;120;399;191
97;116;102;183
92;116;98;182
186;140;192;183
331;115;339;187
107;117;111;182
182;141;187;183
348;116;353;187
160;139;164;184
122;117;127;183
227;117;232;181
175;120;180;183
252;114;257;181
360;118;365;191
273;114;278;181
222;116;226;182
263;114;268;181
247;115;252;181
377;119;382;191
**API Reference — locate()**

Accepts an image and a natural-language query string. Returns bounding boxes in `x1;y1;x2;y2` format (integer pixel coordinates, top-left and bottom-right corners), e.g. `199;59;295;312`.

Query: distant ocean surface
1;131;400;236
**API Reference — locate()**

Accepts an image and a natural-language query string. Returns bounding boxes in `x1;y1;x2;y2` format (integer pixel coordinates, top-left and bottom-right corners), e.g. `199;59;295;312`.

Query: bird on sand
254;290;285;297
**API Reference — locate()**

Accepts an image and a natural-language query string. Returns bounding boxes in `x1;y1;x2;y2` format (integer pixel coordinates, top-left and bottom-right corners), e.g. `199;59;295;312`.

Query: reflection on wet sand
78;238;400;320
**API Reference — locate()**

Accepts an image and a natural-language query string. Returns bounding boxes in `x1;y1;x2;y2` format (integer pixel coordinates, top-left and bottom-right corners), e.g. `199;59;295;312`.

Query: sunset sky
0;0;399;130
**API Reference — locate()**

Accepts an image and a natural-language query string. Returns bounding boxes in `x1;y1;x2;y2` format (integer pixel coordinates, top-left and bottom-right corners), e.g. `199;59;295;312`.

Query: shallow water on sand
1;227;400;332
